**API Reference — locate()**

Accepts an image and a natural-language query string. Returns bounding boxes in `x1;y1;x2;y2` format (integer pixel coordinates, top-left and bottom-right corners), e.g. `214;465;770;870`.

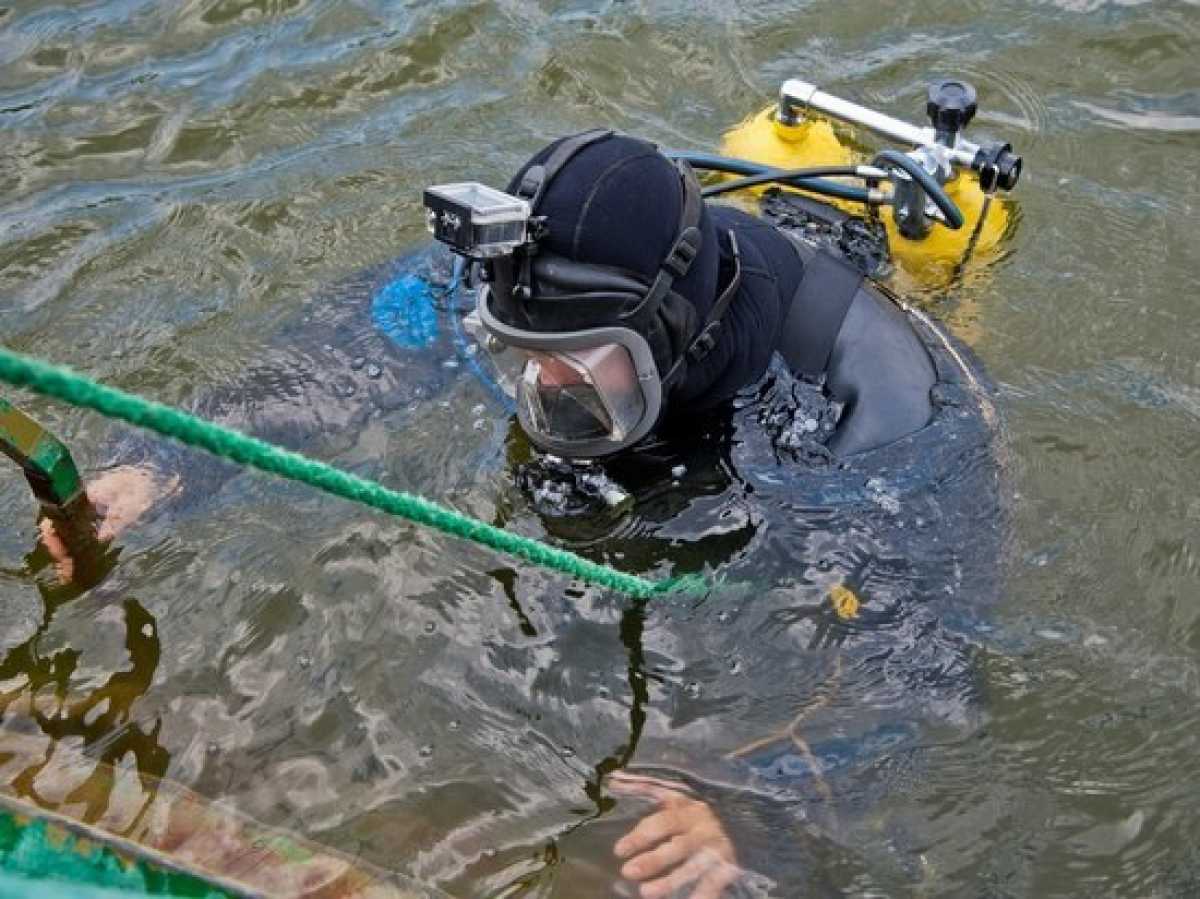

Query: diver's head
471;131;721;459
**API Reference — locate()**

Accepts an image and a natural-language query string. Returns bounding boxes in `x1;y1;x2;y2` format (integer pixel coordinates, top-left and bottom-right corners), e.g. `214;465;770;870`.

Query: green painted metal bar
0;802;245;899
0;396;85;510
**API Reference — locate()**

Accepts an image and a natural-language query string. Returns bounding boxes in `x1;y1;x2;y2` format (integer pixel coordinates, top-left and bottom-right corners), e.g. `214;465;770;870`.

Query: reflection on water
2;0;1200;895
0;524;166;828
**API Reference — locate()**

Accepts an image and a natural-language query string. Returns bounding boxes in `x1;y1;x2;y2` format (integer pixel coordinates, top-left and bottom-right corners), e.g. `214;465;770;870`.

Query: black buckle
687;322;720;363
518;166;544;200
663;227;700;278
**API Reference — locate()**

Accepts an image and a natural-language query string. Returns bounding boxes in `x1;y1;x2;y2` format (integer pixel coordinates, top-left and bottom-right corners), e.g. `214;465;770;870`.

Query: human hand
611;772;742;899
83;465;173;542
38;466;174;584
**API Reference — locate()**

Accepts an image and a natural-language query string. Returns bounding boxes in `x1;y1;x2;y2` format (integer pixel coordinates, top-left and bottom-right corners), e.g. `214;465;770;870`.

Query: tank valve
777;76;1023;193
926;79;977;148
973;140;1023;193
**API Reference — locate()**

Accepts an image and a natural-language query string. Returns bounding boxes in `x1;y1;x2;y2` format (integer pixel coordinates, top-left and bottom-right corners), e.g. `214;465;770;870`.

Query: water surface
2;1;1199;895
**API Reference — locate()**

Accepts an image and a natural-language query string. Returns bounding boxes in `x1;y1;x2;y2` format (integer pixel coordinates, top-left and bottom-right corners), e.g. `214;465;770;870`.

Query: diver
432;129;1000;898
0;123;1001;897
452;128;939;463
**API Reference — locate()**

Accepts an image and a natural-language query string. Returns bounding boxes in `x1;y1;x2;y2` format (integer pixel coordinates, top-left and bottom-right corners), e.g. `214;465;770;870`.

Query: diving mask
467;289;664;458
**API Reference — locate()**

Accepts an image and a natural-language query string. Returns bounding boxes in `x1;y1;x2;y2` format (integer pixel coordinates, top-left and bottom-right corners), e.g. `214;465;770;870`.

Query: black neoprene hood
501;133;722;380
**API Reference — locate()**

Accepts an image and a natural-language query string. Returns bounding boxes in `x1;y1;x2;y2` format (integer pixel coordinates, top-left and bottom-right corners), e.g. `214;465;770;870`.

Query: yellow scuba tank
719;105;1011;293
881;169;1009;294
721;107;854;177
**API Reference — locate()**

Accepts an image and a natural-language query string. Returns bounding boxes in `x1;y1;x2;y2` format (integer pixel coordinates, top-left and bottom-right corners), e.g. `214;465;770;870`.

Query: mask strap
510;129;616;308
618;159;704;326
515;129;614;207
675;159;702;233
685;231;741;363
661;230;742;389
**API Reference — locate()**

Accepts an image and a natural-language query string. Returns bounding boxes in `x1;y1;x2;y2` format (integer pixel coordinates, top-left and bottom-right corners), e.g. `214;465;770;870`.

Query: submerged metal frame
0;397;84;511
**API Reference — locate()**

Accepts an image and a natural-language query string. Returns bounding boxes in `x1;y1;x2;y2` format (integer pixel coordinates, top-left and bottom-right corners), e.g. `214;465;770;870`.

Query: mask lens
518;344;646;446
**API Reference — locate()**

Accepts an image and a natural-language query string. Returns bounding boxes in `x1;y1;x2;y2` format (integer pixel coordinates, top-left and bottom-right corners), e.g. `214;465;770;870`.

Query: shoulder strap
776;248;862;376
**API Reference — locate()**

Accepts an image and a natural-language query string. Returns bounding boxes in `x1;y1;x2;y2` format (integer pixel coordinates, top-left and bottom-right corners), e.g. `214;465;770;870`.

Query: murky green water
2;1;1199;896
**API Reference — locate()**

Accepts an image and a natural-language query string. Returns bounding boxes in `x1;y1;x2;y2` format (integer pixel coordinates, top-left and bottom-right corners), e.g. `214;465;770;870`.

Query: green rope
0;347;708;600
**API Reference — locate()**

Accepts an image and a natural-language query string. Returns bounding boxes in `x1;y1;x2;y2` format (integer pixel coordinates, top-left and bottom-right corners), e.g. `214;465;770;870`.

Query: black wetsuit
672;197;936;457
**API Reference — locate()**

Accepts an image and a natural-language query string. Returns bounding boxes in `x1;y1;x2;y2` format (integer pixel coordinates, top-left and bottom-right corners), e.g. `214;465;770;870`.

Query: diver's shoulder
708;202;797;246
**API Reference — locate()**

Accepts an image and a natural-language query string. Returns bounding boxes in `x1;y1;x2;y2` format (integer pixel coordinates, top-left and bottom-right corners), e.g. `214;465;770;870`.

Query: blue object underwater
743;721;915;786
371;255;514;410
370;272;439;350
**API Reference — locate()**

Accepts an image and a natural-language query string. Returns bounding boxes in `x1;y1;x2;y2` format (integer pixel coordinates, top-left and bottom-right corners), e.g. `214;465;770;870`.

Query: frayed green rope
0;347;708;600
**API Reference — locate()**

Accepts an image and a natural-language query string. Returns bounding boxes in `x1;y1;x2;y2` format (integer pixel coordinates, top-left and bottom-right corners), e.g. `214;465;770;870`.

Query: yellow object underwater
719;107;1011;292
829;584;861;621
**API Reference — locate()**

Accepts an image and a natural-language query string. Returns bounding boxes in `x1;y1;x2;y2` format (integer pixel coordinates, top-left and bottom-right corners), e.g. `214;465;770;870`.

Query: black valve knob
927;79;977;143
973;141;1023;193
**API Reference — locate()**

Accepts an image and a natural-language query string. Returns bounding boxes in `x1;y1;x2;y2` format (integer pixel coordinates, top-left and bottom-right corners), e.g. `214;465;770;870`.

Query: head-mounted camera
422;182;533;259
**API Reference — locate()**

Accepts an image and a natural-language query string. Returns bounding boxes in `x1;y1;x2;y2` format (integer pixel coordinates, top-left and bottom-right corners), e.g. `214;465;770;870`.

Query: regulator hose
871;149;964;230
665;151;873;205
699;165;869;200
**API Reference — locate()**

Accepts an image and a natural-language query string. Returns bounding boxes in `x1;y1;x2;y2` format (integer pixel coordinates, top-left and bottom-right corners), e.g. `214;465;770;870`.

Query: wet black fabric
776;250;862;377
670;204;806;411
506;134;720;328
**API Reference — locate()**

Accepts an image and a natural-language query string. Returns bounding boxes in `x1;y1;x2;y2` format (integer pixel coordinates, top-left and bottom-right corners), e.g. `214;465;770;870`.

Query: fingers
39;518;68;563
619;835;692;882
609;772;692;805
637;848;740;899
638;852;710;899
612;776;740;899
688;862;742;899
614;807;681;859
610;772;690;793
38;518;76;584
91;466;161;542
